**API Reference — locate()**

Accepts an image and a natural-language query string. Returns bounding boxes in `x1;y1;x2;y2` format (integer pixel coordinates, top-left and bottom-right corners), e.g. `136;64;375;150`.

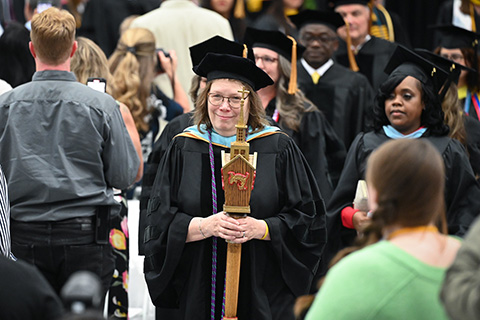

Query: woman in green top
305;138;461;320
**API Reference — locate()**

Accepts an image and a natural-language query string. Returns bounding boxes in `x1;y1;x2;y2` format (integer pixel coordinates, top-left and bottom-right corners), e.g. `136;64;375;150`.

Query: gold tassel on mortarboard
234;0;246;19
470;2;477;32
344;19;360;72
243;44;248;58
287;35;298;95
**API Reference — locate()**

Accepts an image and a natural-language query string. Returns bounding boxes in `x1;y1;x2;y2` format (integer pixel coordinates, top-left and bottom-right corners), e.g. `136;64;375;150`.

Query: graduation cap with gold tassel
189;35;255;67
244;27;306;94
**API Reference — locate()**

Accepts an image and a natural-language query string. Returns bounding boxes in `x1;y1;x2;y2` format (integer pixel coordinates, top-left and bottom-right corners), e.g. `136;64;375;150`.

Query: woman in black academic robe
325;46;480;267
144;53;326;320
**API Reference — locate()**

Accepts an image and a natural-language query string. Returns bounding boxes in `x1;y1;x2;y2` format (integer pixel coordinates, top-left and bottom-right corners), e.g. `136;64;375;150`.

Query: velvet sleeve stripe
0;166;13;259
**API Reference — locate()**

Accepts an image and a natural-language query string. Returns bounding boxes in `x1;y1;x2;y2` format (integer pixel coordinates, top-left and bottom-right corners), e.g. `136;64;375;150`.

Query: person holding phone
108;27;189;198
0;7;140;303
71;35;144;319
24;0;61;31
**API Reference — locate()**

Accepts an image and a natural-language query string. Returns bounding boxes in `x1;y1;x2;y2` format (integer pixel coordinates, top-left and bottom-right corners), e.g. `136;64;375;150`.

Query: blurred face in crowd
335;4;370;46
253;47;280;85
439;47;468;83
283;0;304;10
299;24;338;69
384;76;424;135
208;79;250;136
211;0;234;17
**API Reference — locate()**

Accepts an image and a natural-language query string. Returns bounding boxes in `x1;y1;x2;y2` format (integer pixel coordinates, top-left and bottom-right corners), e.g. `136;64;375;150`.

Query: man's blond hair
30;7;76;65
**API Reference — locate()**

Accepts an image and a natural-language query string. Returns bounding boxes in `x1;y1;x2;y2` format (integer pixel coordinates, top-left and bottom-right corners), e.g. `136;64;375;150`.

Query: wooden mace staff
221;87;257;320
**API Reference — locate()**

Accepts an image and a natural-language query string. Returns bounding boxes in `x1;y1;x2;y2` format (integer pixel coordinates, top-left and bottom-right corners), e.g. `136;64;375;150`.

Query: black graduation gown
144;130;326;320
325;130;480;266
333;36;397;91
435;0;480;48
265;100;346;202
297;61;375;148
370;6;411;47
465;115;480;178
138;112;194;255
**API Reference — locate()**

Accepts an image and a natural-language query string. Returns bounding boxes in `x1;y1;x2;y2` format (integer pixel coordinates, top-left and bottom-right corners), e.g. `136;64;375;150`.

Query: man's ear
29;41;36;58
332;38;339;52
70;41;77;58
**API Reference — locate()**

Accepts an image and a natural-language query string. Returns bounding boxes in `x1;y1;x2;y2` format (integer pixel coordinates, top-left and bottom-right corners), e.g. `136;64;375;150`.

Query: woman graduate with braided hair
143;53;326;319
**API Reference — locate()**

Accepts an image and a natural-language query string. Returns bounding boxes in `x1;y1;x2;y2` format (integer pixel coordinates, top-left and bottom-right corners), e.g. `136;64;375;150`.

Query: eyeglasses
440;53;464;63
254;56;278;64
208;93;247;108
301;34;337;44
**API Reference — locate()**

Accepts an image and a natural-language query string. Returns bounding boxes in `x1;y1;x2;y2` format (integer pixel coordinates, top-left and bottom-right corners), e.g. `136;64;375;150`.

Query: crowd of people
0;0;480;320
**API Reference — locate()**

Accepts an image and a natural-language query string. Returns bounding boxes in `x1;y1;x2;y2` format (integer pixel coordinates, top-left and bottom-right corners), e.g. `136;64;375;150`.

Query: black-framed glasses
301;34;337;45
440;53;464;63
208;93;247;108
254;56;278;64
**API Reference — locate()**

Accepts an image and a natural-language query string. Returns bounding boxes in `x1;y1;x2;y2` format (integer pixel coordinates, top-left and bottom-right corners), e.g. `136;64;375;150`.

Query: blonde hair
119;15;139;36
71;37;111;87
442;83;467;146
108;28;156;133
276;55;317;132
30;7;76;65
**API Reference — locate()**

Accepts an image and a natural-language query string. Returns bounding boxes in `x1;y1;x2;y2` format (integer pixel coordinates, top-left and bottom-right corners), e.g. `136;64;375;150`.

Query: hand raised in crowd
157;49;177;80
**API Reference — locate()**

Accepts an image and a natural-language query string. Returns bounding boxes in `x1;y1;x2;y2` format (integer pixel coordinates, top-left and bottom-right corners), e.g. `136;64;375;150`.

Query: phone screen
87;78;107;93
37;2;53;13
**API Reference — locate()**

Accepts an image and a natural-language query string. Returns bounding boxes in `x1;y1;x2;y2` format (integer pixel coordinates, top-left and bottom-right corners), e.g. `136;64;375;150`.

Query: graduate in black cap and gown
433;24;480;123
244;27;346;200
332;0;398;91
325;45;480;266
138;36;256;256
291;9;374;148
416;48;480;179
143;52;326;320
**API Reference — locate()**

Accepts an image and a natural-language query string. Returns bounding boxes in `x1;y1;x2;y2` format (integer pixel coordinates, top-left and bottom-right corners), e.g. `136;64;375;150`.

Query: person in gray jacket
441;216;480;320
0;7;140;299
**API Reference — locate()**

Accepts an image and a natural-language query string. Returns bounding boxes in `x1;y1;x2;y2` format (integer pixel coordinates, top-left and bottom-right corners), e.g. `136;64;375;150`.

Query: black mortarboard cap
244;27;304;93
244;27;305;61
414;48;476;85
331;0;370;8
384;45;449;95
193;53;273;91
290;10;345;31
189;35;254;67
431;25;480;49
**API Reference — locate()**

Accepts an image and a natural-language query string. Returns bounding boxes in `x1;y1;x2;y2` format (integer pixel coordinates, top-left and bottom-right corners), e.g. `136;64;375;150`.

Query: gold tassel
242;44;248;58
368;0;374;35
287;35;298;95
470;2;477;32
344;20;360;72
234;0;246;19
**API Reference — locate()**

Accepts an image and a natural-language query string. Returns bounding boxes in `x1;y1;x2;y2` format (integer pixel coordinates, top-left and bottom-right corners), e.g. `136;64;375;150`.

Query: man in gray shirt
0;7;140;297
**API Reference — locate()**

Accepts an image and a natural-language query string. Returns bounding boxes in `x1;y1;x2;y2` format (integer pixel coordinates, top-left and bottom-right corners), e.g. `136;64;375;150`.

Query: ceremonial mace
221;87;257;320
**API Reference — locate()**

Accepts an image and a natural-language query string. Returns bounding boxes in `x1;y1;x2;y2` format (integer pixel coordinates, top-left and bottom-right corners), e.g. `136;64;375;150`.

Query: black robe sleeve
138;112;194;255
142;132;326;319
324;132;377;264
285;110;346;203
438;136;480;236
464;116;480;178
